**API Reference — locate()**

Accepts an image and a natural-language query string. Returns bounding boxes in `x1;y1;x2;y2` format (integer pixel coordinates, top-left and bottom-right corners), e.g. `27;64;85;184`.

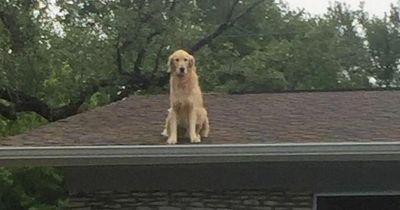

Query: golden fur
161;107;209;139
162;49;209;144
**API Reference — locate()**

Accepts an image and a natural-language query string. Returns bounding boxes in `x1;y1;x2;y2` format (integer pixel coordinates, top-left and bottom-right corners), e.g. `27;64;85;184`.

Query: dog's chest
173;101;192;113
171;87;195;106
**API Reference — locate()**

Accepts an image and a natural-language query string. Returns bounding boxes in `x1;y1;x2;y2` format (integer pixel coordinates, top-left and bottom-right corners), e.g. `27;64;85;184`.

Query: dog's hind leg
161;109;171;137
189;109;201;143
200;116;209;138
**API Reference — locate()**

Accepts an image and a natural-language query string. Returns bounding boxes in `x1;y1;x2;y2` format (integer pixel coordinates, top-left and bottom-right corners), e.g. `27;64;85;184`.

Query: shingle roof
1;91;400;147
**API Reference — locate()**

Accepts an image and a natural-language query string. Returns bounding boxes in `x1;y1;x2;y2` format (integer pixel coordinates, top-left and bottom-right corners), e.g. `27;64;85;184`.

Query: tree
0;167;66;210
0;0;268;122
324;2;372;88
361;3;400;87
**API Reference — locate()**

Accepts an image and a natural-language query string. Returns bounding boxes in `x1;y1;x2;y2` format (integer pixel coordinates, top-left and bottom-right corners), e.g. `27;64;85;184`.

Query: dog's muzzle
177;67;186;77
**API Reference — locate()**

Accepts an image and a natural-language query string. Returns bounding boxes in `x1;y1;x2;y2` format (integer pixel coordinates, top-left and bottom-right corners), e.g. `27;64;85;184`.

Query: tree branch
133;31;162;74
0;11;25;53
115;34;131;77
189;0;265;53
152;39;167;75
0;102;16;120
0;88;51;119
0;81;111;122
130;30;163;89
226;0;240;21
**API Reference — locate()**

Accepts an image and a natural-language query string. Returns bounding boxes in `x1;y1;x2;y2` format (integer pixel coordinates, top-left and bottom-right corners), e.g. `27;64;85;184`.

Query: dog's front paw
190;136;201;143
166;138;177;145
161;129;168;137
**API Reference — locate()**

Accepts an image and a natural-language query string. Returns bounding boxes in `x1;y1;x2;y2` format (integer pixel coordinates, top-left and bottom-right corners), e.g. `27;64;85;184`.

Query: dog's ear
167;54;173;73
189;54;195;69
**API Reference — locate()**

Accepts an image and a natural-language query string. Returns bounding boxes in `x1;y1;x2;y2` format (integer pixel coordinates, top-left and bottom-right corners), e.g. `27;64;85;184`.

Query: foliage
0;112;46;137
0;167;66;210
1;0;399;119
361;4;400;86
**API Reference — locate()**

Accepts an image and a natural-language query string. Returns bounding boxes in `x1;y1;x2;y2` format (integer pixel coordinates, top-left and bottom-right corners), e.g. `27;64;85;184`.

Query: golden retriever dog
163;49;210;144
161;107;209;140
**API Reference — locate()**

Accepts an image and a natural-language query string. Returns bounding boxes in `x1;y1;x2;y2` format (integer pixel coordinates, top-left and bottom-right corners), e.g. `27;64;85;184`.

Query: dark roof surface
1;91;400;147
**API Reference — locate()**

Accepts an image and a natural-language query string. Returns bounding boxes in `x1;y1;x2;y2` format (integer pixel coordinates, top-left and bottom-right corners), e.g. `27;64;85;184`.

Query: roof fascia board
1;142;400;167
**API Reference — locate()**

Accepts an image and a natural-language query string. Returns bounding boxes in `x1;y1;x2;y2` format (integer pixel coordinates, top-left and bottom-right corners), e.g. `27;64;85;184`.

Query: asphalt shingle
1;91;400;146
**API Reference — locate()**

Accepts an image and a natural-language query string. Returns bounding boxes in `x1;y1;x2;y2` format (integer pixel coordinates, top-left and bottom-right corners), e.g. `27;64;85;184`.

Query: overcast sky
284;0;399;17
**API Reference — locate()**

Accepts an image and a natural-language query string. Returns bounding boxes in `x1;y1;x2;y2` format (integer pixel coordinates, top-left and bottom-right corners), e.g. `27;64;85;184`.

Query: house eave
1;142;400;167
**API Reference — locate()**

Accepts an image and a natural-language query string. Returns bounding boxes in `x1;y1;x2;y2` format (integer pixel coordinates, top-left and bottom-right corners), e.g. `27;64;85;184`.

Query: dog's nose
179;67;185;73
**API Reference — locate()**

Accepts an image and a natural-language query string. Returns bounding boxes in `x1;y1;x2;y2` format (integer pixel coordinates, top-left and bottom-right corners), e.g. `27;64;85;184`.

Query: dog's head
167;49;195;78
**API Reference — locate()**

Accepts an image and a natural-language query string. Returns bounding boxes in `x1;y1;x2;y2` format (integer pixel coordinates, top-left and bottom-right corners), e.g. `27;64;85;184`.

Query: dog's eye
175;58;179;62
184;58;188;62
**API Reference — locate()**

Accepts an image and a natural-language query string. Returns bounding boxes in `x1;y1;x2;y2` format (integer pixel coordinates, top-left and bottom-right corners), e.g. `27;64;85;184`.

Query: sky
284;0;400;17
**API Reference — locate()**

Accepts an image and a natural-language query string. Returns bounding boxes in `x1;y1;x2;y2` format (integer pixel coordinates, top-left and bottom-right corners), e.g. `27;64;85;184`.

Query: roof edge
228;87;400;95
1;142;400;167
